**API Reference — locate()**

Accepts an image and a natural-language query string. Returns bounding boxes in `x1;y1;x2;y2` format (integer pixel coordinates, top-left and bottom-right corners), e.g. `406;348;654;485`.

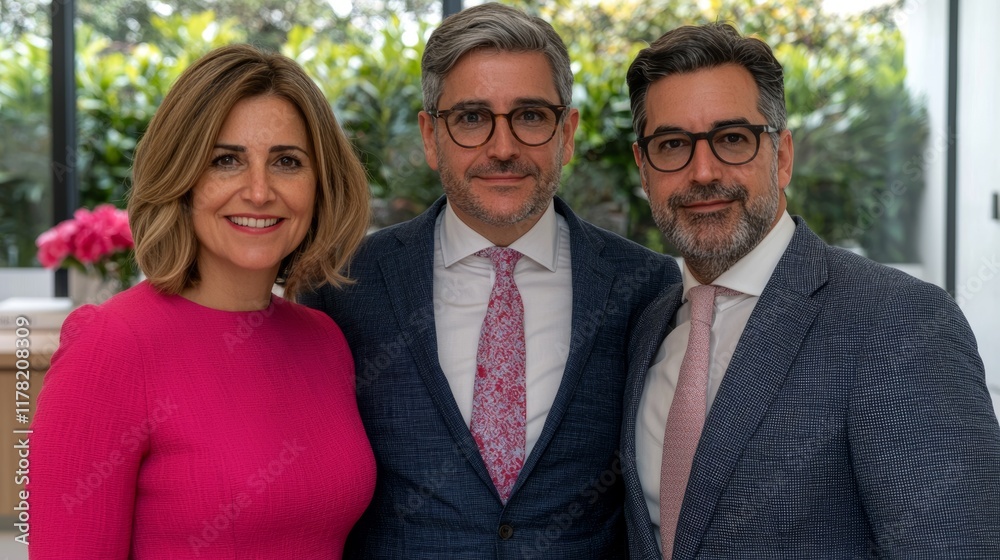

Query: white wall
955;0;1000;418
905;0;1000;419
0;269;52;300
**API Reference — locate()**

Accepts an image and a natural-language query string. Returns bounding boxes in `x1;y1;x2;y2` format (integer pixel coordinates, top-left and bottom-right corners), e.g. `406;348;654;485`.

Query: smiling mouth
477;174;527;182
228;216;281;228
683;199;732;210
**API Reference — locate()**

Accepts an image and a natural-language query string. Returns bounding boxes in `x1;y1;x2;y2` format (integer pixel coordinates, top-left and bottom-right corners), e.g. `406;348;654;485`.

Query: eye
651;135;689;153
275;155;302;168
211;154;239;168
450;109;491;128
515;108;545;122
714;128;751;146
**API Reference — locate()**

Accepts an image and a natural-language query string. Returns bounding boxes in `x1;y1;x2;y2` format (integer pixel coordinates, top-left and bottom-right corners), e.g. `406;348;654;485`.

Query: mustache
668;182;749;210
467;160;539;178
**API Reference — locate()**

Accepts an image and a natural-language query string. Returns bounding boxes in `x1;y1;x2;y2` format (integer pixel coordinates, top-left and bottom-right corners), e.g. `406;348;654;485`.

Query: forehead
643;64;762;133
438;49;560;107
220;96;304;131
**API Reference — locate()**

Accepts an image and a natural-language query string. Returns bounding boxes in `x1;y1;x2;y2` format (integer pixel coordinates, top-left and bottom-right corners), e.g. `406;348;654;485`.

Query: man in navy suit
620;23;1000;559
301;3;679;558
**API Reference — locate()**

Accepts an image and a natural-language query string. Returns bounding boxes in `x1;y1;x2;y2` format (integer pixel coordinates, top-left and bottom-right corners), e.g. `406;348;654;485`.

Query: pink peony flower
102;205;134;250
35;220;78;268
35;205;134;267
35;204;137;291
73;224;115;264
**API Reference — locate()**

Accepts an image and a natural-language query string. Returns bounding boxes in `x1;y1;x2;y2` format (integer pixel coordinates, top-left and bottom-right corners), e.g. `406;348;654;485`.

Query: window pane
951;0;1000;420
0;4;52;273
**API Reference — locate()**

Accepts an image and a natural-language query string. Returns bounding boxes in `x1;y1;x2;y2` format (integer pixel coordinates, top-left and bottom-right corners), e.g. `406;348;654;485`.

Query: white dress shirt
434;200;573;460
637;211;796;545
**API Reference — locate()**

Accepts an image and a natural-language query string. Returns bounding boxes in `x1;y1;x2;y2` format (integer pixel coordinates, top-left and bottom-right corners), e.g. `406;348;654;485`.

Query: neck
182;268;278;311
479;221;537;247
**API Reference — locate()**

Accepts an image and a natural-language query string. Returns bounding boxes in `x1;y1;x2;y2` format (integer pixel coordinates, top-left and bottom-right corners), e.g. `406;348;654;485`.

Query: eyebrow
648;117;753;135
445;97;560;110
213;144;309;155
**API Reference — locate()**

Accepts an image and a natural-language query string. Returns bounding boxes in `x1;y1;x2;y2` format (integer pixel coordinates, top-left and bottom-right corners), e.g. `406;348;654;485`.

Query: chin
483;206;541;228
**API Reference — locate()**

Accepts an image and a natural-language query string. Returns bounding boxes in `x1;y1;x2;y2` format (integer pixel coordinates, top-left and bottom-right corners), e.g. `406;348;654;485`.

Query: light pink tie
660;284;738;558
471;247;526;503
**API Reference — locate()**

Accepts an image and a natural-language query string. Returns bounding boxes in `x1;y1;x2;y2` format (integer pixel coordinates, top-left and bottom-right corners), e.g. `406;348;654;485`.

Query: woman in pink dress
29;44;375;558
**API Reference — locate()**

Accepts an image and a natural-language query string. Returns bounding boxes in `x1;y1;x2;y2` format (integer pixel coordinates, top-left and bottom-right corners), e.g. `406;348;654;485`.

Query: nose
484;115;520;160
687;137;723;185
244;163;275;206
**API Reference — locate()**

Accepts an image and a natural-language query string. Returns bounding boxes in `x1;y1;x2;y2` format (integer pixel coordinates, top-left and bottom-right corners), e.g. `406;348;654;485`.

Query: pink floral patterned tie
471;247;526;503
660;284;738;558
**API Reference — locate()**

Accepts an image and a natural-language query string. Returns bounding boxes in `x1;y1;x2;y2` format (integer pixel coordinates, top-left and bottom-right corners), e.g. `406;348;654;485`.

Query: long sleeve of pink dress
28;281;375;559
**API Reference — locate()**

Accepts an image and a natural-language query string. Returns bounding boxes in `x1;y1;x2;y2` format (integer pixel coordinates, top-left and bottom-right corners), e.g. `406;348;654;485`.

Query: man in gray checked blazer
302;4;679;558
621;23;1000;559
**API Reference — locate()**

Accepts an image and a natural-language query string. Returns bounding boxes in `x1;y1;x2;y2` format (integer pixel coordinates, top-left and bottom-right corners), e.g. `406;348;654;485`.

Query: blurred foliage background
0;0;925;267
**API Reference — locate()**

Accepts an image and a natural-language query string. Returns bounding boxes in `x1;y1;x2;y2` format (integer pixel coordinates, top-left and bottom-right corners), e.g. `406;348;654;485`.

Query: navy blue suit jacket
302;196;680;559
621;218;1000;559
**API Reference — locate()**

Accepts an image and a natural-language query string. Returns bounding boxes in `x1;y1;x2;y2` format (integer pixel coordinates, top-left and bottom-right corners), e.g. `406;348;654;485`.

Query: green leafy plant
0;0;928;269
526;0;926;259
75;14;245;210
285;17;441;226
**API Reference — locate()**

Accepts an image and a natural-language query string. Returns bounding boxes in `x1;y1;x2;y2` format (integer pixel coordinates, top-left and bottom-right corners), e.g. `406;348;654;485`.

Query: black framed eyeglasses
428;104;568;149
636;124;780;172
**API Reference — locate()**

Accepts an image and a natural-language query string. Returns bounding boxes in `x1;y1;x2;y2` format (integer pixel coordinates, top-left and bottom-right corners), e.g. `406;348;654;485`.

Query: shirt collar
440;199;560;272
681;210;796;300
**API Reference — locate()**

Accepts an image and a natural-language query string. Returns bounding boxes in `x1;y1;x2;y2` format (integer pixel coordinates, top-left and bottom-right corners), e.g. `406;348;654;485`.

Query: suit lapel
674;220;830;558
622;283;684;556
513;199;616;489
378;198;496;491
627;284;685;393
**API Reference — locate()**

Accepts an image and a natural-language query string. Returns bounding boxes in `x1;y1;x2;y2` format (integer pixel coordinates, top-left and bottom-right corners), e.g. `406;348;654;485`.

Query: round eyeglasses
428;104;568;149
636;124;780;172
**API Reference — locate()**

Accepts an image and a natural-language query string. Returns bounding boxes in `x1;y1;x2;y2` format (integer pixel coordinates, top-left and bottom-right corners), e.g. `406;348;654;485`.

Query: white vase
68;268;121;306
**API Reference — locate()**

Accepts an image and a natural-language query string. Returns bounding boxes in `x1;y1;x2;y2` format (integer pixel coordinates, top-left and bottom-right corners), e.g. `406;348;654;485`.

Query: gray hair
421;2;573;112
627;23;786;140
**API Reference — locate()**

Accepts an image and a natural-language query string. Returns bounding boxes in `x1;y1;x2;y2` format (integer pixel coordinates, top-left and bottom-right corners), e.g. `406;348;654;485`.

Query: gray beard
437;137;563;231
650;166;780;283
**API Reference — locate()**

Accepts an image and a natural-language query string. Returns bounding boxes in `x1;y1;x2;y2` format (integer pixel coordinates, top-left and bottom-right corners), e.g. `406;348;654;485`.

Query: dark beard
652;179;778;283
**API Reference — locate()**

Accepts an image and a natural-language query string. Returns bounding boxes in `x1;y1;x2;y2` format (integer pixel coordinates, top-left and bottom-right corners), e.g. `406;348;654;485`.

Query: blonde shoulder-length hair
128;43;370;300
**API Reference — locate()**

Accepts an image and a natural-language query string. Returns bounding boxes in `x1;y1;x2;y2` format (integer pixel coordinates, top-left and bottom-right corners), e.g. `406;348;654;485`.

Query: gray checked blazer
621;217;1000;559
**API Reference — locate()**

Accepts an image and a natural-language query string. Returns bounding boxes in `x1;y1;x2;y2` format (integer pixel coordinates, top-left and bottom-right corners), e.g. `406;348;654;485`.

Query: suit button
498;524;514;540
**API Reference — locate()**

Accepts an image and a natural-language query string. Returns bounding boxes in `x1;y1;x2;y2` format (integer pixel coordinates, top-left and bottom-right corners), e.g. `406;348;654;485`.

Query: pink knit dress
28;281;375;558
